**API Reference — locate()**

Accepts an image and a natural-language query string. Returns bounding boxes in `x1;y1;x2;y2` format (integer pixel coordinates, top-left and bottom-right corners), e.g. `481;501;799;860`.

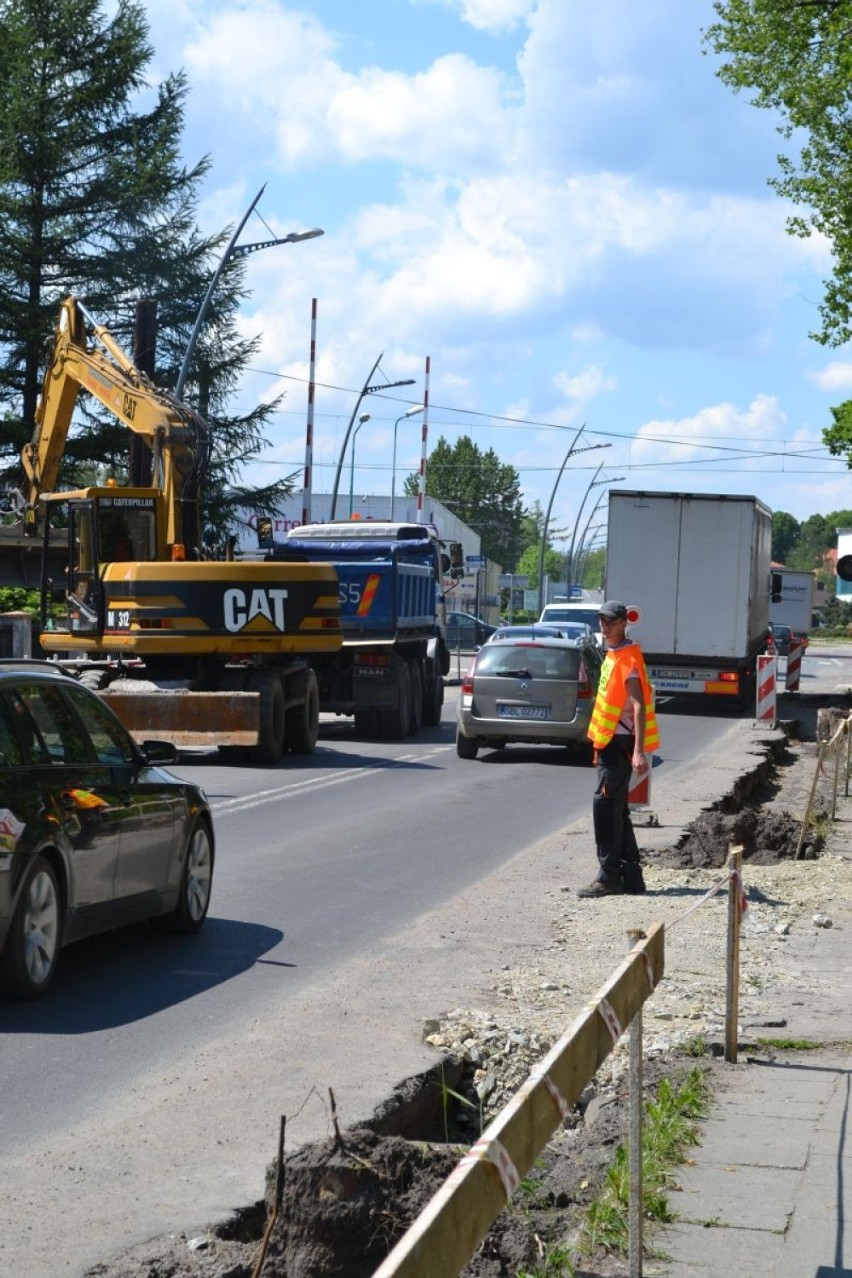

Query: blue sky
138;0;852;542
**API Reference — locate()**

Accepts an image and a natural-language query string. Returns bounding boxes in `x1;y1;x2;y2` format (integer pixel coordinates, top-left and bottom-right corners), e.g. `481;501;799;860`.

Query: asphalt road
0;650;846;1277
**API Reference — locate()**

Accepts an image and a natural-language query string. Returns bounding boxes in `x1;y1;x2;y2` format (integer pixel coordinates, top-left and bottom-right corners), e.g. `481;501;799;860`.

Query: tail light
461;659;476;696
577;658;593;699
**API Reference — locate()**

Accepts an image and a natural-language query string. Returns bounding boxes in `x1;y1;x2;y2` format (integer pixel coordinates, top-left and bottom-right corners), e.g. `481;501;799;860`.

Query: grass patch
753;1036;820;1050
516;1245;576;1277
580;1065;710;1257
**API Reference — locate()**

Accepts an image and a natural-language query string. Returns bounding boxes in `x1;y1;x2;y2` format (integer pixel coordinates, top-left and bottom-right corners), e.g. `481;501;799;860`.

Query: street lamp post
536;430;611;614
176;183;323;399
391;405;425;520
347;413;371;516
565;470;625;590
329;356;416;519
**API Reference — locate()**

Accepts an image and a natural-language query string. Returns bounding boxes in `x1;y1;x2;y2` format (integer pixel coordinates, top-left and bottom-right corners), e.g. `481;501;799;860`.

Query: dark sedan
445;610;497;649
0;661;214;999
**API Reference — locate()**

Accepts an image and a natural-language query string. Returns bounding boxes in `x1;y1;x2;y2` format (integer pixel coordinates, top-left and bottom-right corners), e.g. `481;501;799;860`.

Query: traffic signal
837;555;852;582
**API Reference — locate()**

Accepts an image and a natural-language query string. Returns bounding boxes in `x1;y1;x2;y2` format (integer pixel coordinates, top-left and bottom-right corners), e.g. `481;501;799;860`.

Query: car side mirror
140;739;178;765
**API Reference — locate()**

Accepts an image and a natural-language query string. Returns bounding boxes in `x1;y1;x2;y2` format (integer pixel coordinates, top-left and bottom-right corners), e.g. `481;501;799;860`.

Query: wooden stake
725;845;743;1064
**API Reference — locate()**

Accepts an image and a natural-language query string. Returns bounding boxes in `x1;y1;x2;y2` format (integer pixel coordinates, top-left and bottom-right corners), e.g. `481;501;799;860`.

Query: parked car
0;661;214;999
456;635;602;760
445;610;497;649
791;629;810;649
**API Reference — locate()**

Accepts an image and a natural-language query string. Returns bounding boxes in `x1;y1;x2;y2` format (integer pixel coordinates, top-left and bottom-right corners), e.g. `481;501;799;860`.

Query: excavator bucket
101;690;260;747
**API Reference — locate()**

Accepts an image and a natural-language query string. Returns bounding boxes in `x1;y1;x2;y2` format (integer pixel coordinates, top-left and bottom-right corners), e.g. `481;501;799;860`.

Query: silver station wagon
455;635;601;760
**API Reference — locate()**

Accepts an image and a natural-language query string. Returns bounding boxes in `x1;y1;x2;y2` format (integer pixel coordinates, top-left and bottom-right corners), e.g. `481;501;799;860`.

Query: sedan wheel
1;856;62;999
151;821;214;934
456;730;479;760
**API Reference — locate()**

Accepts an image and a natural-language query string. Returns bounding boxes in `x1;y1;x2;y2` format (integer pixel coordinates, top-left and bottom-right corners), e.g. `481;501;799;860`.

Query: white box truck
770;568;814;633
605;490;772;701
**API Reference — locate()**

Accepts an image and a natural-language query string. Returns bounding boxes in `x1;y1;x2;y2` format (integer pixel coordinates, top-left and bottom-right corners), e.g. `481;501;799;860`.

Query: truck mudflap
100;690;260;747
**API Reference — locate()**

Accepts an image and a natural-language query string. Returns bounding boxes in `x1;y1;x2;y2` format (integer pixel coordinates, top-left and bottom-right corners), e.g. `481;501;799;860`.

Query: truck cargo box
606;490;772;699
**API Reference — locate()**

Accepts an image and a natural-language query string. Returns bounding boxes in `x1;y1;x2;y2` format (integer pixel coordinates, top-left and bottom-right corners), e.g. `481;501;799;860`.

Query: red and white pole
785;638;804;692
629;678;653;809
417;355;430;516
302;297;317;526
756;653;777;726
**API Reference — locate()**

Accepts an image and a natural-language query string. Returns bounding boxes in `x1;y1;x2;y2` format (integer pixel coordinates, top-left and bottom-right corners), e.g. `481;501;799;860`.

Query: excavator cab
40;487;165;640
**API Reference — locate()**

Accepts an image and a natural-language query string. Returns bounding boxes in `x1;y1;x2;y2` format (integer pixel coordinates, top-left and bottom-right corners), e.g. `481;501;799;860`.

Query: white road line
210;744;451;815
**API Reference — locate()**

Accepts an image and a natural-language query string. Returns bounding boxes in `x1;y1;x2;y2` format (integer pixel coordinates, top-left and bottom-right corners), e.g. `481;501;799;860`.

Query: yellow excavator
20;296;342;762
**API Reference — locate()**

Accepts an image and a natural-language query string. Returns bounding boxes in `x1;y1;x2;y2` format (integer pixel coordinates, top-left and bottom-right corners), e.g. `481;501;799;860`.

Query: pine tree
0;0;294;538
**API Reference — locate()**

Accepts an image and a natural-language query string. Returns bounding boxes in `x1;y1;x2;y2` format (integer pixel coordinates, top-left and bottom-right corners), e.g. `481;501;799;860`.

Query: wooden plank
373;923;665;1278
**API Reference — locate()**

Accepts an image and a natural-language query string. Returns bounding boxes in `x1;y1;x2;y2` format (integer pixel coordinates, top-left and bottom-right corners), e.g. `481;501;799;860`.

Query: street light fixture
391;405;425;520
348;413;372;516
329;354;416;518
176;182;323;399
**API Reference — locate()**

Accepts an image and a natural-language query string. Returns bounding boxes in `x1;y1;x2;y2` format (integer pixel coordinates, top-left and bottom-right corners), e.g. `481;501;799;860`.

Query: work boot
577;879;624;898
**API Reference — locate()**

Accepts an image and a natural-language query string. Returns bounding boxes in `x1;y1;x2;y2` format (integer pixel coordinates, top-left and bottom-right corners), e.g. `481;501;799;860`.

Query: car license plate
498;704;549;719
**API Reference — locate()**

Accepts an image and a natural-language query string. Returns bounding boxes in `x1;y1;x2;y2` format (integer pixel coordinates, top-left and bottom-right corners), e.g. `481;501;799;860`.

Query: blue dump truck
267;520;458;739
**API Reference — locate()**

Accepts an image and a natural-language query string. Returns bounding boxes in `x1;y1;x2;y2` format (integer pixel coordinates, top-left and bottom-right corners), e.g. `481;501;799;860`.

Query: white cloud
631;395;791;471
808;363;852;393
552;366;616;403
452;0;537;34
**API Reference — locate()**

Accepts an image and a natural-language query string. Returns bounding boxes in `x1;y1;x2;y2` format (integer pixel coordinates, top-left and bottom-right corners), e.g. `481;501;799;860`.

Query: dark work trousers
592;735;642;887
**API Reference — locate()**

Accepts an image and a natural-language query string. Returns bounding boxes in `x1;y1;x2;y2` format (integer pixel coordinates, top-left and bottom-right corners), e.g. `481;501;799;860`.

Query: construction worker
578;600;659;898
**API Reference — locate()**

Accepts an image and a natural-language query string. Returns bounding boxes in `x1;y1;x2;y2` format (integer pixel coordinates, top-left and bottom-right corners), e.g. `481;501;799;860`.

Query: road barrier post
756;654;776;727
785;639;804;692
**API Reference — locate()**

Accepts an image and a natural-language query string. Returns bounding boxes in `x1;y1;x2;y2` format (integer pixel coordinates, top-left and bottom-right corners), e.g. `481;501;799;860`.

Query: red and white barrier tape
459;1136;520;1200
669;866;748;930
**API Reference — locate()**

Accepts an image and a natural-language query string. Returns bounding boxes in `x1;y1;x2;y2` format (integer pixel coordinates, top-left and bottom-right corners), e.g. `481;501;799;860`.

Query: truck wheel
285;670;320;754
379;663;411;741
251;669;286;763
407;661;423;736
421;662;444;726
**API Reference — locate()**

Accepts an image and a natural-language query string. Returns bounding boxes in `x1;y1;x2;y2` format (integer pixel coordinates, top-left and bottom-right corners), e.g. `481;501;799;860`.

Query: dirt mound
650;805;821;870
234;1058;679;1278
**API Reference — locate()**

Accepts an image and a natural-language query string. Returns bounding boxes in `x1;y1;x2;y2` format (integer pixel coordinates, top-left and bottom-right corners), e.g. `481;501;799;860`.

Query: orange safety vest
587;643;660;752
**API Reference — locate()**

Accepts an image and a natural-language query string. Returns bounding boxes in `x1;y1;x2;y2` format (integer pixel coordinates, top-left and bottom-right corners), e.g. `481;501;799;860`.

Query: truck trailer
770;567;815;634
605;490;772;702
271;520;455;739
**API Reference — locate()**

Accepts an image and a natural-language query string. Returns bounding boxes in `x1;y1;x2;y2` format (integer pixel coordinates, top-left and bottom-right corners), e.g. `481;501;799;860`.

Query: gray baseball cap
598;600;628;620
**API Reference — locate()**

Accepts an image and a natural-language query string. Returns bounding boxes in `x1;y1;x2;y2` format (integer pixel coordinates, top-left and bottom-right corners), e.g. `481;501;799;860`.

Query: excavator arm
21;297;209;554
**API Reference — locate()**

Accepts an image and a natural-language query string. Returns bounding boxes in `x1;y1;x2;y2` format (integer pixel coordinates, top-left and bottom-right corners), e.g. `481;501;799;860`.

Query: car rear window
475;644;582;679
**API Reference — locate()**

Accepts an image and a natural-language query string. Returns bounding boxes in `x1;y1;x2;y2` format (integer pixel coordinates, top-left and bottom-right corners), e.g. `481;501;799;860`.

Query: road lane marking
210;746;451;815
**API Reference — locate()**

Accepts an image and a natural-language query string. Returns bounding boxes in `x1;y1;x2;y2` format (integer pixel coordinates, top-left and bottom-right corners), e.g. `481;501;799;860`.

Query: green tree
0;0;293;543
404;435;525;569
517;541;563;591
580;546;606;590
771;510;800;563
822;398;852;473
705;1;852;347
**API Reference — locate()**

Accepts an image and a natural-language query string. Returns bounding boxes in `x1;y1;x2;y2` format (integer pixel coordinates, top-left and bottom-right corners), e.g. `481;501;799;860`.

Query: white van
538;602;602;646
